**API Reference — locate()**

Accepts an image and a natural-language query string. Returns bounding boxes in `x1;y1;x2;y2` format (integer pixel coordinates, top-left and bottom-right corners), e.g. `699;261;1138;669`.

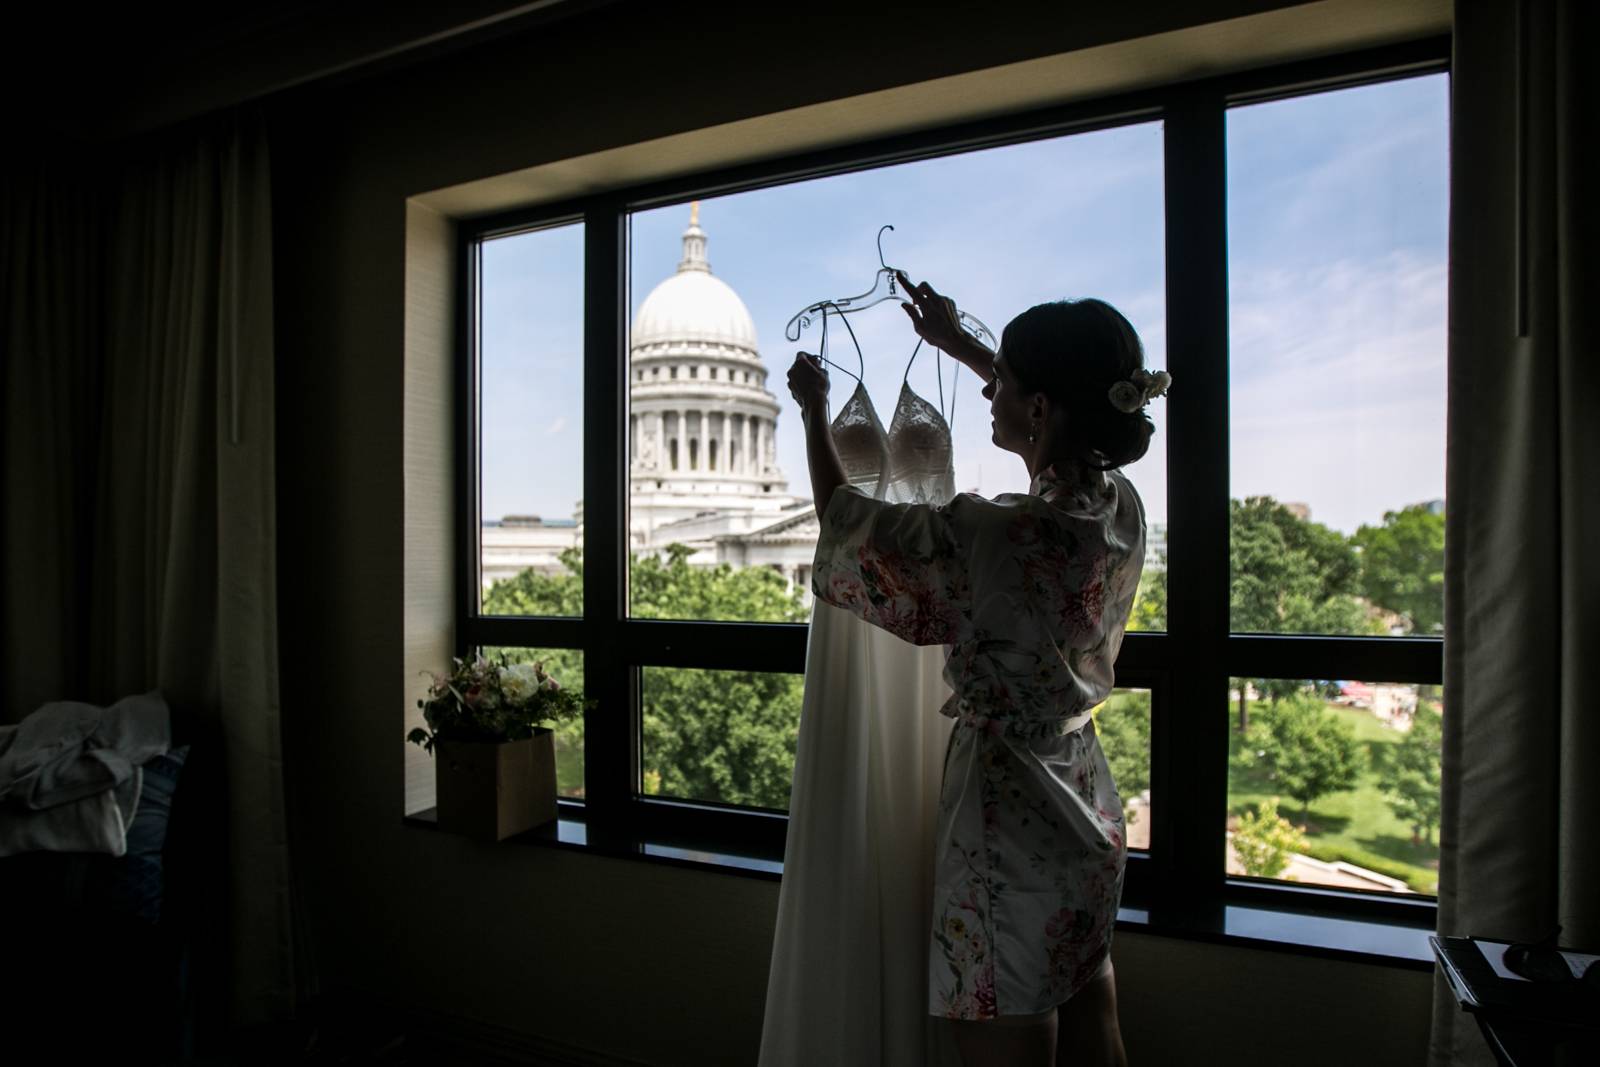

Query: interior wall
271;2;1442;1062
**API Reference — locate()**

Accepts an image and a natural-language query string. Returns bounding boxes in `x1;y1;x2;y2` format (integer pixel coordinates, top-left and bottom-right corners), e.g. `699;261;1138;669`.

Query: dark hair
1000;299;1154;470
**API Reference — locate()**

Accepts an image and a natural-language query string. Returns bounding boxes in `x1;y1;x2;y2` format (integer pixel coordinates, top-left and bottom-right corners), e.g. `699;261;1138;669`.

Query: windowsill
403;808;1434;970
1124;900;1434;970
404;807;785;876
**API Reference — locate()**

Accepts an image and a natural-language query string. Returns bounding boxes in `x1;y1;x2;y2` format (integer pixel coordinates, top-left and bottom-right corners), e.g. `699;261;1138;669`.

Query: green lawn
1228;700;1439;894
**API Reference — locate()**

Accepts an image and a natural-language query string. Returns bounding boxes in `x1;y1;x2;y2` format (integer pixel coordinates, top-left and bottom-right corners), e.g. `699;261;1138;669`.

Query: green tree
1230;497;1378;732
642;665;803;808
483;546;586;617
1126;551;1167;633
1240;693;1365;820
629;544;808;624
1231;797;1308;879
482;545;808;807
1093;690;1151;819
1230;497;1370;634
1353;504;1446;635
1379;703;1443;845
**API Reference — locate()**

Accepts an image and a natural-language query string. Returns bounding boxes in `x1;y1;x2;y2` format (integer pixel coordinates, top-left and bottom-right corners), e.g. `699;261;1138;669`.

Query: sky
479;73;1448;536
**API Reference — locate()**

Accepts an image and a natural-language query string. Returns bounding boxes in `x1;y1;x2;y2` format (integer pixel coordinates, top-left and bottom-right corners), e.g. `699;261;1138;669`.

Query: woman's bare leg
1055;958;1128;1067
948;1008;1057;1067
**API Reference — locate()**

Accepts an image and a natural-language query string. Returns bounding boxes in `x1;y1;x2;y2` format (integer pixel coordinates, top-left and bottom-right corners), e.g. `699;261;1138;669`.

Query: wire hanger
784;225;998;350
813;301;867;386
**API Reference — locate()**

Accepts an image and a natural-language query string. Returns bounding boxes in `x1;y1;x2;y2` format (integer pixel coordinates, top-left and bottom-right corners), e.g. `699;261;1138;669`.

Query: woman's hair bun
1000;299;1155;470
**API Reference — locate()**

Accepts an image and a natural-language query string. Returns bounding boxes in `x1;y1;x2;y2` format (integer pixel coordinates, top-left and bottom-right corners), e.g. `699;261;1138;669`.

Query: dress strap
899;336;959;432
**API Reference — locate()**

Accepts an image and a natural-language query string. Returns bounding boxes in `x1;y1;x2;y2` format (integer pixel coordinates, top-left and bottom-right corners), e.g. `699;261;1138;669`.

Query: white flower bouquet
407;653;585;755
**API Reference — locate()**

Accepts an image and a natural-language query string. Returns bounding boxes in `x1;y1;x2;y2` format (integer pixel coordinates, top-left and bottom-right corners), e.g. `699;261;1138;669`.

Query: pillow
93;744;190;924
0;746;189;926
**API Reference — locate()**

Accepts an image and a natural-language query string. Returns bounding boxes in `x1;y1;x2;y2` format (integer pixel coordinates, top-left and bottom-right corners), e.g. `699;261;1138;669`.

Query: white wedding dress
758;374;963;1067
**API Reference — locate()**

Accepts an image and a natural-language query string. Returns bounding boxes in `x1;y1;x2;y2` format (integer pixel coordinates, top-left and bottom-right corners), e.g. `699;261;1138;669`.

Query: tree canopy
1126;552;1167;633
1128;495;1408;644
1230;496;1374;636
1094;690;1151;808
1240;694;1365;819
1231;797;1308;879
474;495;1443;816
1378;703;1443;845
1353;504;1445;634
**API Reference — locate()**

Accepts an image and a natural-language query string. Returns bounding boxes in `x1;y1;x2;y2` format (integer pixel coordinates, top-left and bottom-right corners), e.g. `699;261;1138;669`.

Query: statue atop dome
679;200;709;273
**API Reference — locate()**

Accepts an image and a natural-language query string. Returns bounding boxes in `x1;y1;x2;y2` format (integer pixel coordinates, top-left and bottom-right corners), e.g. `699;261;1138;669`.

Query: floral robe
812;464;1146;1020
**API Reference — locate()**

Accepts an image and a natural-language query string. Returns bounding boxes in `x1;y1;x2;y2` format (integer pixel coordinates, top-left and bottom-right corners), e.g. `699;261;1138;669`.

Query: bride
784;273;1168;1067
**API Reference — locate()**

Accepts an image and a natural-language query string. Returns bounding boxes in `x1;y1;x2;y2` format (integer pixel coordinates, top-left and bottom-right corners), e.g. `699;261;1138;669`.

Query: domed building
483;204;821;594
629;203;788;522
625;204;818;587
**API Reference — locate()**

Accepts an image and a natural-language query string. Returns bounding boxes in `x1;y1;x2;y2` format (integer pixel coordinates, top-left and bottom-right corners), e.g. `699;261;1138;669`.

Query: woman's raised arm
896;271;996;383
788;352;847;521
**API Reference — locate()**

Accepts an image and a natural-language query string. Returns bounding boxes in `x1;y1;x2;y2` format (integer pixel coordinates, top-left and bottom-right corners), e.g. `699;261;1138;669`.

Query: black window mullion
455;228;482;656
461;615;586;651
622;620;807;673
1160;90;1232;919
1110;630;1165;672
582;202;633;841
1225;634;1444;686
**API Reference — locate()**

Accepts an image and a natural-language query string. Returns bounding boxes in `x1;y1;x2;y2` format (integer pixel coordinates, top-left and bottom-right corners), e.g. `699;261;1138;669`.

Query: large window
450;41;1448;926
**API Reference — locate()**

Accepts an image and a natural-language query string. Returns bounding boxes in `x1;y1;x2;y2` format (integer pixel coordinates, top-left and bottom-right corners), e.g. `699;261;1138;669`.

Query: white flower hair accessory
1108;368;1173;413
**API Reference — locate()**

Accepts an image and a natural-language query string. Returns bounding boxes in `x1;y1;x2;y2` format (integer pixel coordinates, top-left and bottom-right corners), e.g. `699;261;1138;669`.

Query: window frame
451;35;1451;930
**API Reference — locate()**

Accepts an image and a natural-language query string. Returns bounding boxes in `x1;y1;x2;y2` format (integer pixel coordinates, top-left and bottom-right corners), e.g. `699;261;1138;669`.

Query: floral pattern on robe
813;465;1146;1019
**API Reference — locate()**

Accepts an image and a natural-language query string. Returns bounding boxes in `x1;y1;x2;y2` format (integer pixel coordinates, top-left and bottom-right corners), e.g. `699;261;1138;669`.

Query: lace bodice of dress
829;381;955;505
830;382;891;497
884;382;956;505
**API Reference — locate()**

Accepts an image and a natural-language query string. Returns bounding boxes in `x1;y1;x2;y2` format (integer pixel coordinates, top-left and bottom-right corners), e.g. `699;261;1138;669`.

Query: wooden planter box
435;730;558;841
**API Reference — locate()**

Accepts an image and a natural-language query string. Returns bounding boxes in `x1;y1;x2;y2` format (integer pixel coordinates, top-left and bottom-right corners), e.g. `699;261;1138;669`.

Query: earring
1028;422;1039;444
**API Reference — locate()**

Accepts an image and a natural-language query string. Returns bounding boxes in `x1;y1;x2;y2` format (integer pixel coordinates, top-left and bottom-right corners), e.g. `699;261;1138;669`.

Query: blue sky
479;73;1448;535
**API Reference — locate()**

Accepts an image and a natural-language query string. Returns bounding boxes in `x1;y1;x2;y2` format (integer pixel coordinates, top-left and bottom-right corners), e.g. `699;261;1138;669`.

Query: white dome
633;270;759;352
630;209;759;355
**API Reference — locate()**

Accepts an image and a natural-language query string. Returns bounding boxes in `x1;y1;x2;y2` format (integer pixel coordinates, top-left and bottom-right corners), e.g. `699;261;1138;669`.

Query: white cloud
1228;251;1447;531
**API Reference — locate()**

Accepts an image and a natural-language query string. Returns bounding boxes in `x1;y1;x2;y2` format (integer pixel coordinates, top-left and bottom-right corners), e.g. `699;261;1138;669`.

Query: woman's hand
787;352;830;419
897;271;964;351
788;352;847;518
896;271;996;381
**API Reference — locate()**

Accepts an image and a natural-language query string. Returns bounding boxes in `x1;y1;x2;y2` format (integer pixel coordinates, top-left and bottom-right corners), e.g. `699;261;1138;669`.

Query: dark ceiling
6;0;614;142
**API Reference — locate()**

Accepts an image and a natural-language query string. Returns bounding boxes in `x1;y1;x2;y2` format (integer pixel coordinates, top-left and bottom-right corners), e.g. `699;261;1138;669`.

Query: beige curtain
1;162;105;715
1432;1;1599;1062
0;118;295;1025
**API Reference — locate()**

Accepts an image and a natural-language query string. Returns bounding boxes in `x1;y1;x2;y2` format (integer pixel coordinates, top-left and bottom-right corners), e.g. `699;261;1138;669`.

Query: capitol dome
631;205;759;358
627;203;787;506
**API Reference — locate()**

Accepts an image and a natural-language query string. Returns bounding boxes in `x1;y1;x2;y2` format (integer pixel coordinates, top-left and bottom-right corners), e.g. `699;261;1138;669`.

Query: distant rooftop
487;515;577;528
